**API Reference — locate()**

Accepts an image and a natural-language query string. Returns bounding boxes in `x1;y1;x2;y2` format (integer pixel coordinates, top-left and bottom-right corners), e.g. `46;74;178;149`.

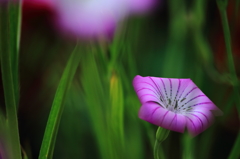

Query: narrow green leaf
0;2;22;159
81;48;111;159
8;1;21;106
109;72;125;155
22;147;29;159
38;44;81;159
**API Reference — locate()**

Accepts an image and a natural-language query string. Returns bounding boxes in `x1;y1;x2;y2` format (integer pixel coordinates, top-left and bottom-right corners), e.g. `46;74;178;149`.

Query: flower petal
178;79;223;116
139;102;186;133
134;75;223;136
133;75;163;105
191;102;223;116
186;108;214;136
170;114;187;133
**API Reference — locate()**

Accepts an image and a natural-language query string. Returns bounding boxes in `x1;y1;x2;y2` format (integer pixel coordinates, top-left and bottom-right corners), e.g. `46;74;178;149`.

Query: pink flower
22;0;155;38
54;0;126;38
133;75;223;136
126;0;156;14
54;0;156;38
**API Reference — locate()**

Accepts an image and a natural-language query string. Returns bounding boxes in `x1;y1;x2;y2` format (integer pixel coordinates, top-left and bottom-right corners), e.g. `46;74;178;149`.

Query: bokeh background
1;0;239;158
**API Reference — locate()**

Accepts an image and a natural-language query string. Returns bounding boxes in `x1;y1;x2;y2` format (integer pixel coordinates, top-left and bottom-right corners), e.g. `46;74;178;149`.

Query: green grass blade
38;44;81;159
81;48;111;159
0;2;22;159
8;1;21;107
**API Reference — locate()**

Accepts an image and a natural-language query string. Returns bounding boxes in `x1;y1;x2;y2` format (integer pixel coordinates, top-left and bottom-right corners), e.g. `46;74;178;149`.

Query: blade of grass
109;72;125;158
38;44;81;159
81;47;112;159
0;2;22;159
8;1;21;106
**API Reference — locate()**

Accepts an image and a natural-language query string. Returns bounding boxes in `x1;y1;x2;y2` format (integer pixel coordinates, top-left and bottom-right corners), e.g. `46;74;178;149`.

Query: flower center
162;97;192;114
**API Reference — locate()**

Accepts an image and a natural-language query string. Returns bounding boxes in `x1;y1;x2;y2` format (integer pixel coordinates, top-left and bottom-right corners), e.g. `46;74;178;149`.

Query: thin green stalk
217;0;240;124
154;127;170;159
217;1;240;159
0;3;22;159
38;44;81;159
228;132;240;159
218;8;238;85
182;133;195;159
225;100;240;155
154;140;166;159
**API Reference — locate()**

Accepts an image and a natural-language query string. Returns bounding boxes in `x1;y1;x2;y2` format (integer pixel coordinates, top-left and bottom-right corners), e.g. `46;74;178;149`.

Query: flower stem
217;1;240;159
38;44;81;159
228;132;240;159
217;2;239;86
154;127;170;159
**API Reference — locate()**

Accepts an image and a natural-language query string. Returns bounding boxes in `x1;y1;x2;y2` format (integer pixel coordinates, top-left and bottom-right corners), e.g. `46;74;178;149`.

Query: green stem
154;140;160;159
38;44;81;159
228;132;240;159
217;0;240;123
217;1;240;159
182;133;194;159
218;10;238;83
154;127;170;159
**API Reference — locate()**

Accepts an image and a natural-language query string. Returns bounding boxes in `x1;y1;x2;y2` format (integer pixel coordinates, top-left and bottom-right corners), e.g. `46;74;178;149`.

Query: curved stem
217;1;240;159
154;140;160;159
228;132;240;159
154;127;170;159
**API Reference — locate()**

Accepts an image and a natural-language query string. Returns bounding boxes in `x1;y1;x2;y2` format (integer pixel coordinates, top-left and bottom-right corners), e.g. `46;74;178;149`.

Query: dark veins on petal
191;111;210;124
160;110;170;125
183;87;198;99
150;107;160;121
137;87;159;97
184;95;206;105
149;77;167;106
189;113;204;131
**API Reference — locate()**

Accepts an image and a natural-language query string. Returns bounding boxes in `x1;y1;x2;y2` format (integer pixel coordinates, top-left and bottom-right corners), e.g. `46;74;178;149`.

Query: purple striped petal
186;108;214;136
133;75;222;136
139;102;186;133
191;102;223;116
133;75;162;105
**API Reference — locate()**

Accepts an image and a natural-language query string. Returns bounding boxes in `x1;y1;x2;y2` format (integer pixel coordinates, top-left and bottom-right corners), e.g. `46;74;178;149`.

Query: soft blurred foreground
0;0;239;159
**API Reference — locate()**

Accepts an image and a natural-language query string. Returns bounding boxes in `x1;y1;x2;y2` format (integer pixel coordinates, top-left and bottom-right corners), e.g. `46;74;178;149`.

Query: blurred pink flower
22;0;155;38
126;0;156;14
133;75;222;136
54;0;126;38
54;0;155;38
